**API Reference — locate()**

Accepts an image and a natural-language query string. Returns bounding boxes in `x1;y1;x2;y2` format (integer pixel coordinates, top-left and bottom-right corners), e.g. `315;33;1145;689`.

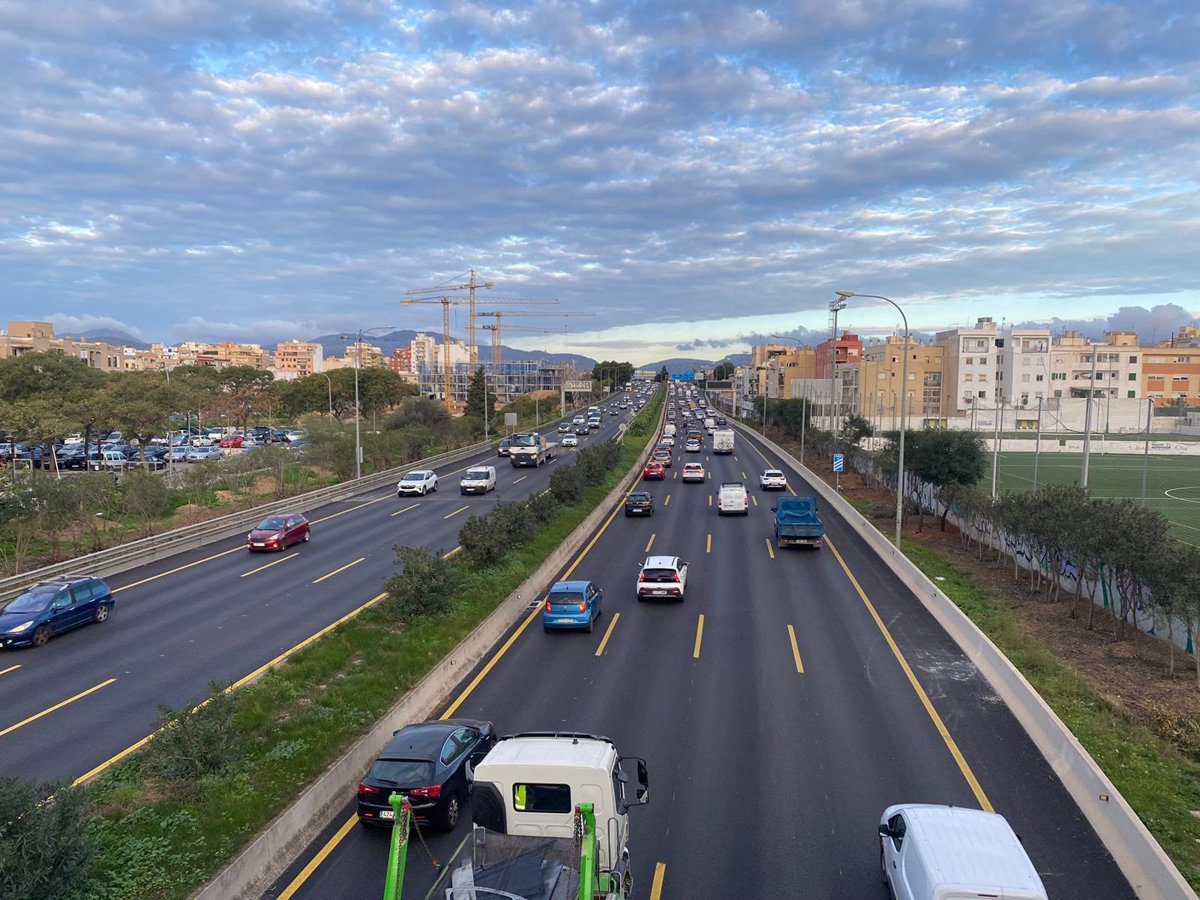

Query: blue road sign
832;453;844;473
671;372;695;382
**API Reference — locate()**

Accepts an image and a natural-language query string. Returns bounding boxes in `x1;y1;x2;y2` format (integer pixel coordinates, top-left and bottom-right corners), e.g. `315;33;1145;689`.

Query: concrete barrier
729;419;1196;900
193;392;664;900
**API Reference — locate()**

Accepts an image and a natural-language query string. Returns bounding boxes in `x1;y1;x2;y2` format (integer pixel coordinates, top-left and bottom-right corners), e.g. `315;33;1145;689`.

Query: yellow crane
477;311;595;370
400;296;459;409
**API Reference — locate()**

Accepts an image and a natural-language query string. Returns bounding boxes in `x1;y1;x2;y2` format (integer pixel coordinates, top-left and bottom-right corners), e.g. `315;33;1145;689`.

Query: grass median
61;389;663;900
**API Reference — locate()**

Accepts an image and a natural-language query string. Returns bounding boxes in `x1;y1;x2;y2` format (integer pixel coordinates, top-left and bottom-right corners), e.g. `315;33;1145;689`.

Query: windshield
765;471;783;477
6;586;60;614
257;517;286;530
548;591;585;605
464;471;488;480
402;472;428;481
510;435;537;447
369;759;436;788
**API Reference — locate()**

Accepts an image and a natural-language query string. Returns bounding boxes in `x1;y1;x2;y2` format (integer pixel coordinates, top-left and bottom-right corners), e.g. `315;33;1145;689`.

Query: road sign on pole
832;453;844;473
564;380;593;392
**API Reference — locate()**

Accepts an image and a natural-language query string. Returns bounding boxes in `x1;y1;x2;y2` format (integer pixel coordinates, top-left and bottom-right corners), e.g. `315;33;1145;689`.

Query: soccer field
980;452;1200;545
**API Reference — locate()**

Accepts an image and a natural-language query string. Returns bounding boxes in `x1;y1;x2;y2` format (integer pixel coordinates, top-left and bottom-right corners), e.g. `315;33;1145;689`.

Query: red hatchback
219;434;244;448
642;461;666;480
247;513;310;551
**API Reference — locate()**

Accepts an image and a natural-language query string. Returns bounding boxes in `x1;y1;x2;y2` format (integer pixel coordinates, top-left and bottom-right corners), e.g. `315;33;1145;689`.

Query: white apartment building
998;327;1051;410
409;332;438;372
438;339;472;369
1048;331;1142;401
934;317;1000;415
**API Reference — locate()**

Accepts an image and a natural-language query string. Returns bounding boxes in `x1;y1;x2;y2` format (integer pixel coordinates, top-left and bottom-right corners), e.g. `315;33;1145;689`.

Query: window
1173;375;1189;383
978;374;988;382
1128;391;1136;398
72;582;94;602
1129;356;1138;364
513;783;572;813
1021;374;1030;382
887;814;907;849
440;728;474;765
1128;373;1137;381
978;390;987;399
1035;374;1044;382
1054;390;1062;398
964;356;974;365
964;374;973;382
1022;357;1030;366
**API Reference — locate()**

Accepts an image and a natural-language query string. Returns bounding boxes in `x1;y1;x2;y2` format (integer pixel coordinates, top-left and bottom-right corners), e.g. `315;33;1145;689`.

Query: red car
247;513;310;551
642;461;666;480
219;434;244;448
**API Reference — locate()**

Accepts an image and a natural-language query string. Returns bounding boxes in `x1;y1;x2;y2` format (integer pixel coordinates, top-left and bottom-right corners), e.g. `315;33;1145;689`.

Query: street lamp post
340;326;395;480
321;373;333;418
837;291;908;549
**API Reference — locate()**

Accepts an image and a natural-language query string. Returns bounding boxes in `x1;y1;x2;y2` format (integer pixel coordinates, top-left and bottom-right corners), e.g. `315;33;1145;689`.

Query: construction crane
400;296;461;410
479;323;572;372
404;268;558;366
477;310;595;370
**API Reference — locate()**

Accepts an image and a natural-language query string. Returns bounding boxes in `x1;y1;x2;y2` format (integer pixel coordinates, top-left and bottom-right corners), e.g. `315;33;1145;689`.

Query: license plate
557;618;576;624
252;542;265;547
653;590;667;595
379;809;395;820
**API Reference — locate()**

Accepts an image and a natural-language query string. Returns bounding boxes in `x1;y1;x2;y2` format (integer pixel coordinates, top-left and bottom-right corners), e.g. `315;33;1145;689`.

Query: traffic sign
671;372;695;382
564;380;593;392
832;453;844;473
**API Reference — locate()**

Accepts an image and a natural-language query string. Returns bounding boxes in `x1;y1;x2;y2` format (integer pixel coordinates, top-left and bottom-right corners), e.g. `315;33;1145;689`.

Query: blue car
0;576;114;649
542;580;603;633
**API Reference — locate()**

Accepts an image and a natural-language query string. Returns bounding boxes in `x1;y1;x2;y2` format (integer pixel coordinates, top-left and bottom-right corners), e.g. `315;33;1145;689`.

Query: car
636;555;688;601
561;433;578;447
186;446;223;462
357;719;497;831
682;463;705;483
760;469;788;491
642;461;666;480
558;422;572;433
572;415;586;425
284;430;307;443
0;576;114;649
658;434;675;447
609;408;619;416
574;422;590;435
247;513;311;551
90;450;131;471
398;469;438;495
652;448;672;467
542;580;603;633
166;446;191;463
219;434;244;449
459;466;496;495
497;438;511;457
684;439;702;453
624;491;654;516
717;482;749;515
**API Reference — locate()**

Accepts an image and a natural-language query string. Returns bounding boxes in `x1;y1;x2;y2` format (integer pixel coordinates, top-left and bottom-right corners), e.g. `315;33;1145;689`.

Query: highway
0;396;633;788
266;396;1134;899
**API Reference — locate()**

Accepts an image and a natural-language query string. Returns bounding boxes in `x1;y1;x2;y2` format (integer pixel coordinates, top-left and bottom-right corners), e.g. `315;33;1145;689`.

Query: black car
624;491;654;517
357;718;496;831
497;438;511;457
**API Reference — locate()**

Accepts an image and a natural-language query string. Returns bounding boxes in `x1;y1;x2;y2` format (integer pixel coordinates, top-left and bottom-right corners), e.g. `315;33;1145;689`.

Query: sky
1;1;1198;365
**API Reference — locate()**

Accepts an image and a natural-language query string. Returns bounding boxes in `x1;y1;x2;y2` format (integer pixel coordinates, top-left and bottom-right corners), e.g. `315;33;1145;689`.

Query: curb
728;418;1195;900
193;390;664;900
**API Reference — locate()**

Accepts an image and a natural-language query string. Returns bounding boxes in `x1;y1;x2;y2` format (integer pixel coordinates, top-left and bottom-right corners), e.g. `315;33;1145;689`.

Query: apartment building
1048;331;1141;401
763;349;817;400
0;321;123;370
935;317;1000;415
1142;330;1200;406
389;347;413;374
814;332;863;416
859;336;947;428
274;340;325;377
998;327;1051;409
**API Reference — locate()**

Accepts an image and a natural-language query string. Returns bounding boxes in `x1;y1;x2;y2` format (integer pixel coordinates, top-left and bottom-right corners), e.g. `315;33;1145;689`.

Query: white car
397;469;438;496
759;469;788;491
636;555;689;601
717;482;749;516
684;438;702;453
561;433;578;447
459;466;496;495
681;463;705;483
658;434;675;447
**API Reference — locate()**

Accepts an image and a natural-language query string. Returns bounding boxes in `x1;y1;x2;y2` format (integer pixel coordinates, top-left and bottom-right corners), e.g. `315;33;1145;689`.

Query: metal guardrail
0;439;495;603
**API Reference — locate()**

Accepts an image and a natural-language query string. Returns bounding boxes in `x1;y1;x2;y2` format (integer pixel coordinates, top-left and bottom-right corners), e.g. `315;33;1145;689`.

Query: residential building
814;332;863;419
859;336;947;429
997;327;1051;410
389;347;413;374
344;342;385;369
274;340;325;376
1142;338;1200;407
410;332;439;371
1048;331;1141;402
766;349;817;400
935;317;1001;415
0;320;123;370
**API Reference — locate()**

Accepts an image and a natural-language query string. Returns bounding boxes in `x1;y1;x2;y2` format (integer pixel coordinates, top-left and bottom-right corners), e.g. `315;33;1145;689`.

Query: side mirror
878;824;891;838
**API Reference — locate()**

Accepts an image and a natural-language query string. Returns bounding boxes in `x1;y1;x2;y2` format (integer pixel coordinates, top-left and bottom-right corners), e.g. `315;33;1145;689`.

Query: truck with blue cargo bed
773;496;825;549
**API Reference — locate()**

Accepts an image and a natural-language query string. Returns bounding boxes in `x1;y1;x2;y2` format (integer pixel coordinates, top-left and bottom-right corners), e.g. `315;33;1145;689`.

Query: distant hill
308;330;595;368
643;353;748;374
77;330;150;350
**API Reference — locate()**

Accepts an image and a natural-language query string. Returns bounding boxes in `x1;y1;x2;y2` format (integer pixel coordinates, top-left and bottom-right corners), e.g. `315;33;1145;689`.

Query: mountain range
641;353;750;374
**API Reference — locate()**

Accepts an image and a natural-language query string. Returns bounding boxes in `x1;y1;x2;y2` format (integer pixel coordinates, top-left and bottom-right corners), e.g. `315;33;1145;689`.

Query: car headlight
8;620;34;633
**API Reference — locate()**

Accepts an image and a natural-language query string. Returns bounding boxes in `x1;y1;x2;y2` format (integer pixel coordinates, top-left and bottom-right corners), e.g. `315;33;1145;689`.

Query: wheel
436;791;461;831
586;615;595;634
32;625;51;648
636;593;645;602
303;530;310;542
94;604;109;623
420;486;426;495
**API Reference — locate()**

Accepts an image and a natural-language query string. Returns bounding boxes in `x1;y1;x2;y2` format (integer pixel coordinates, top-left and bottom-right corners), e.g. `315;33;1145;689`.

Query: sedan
642;461;666;480
0;576;114;649
760;469;788;491
247;513;311;551
684;439;702;453
574;422;590;435
652;448;672;467
357;719;497;830
561;433;578;447
397;469;438;496
624;491;654;517
218;434;245;449
186;446;223;462
682;463;706;483
542;580;603;633
166;446;191;463
557;422;572;433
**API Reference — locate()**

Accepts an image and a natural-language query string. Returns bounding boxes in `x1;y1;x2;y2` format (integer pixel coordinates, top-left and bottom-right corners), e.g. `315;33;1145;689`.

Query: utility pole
1081;346;1098;489
990;393;1004;499
1140;397;1154;504
1032;397;1043;490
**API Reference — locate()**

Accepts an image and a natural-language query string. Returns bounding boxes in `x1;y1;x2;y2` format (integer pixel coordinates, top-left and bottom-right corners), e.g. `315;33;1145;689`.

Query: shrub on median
0;777;95;900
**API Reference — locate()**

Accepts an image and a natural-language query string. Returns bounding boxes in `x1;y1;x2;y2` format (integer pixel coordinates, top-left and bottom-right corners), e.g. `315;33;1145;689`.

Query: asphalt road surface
0;395;636;787
265;406;1134;900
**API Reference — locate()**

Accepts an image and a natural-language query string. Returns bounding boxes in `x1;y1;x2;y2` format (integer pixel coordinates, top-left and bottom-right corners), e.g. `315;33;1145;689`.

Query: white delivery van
879;804;1048;900
662;423;677;438
717;482;749;516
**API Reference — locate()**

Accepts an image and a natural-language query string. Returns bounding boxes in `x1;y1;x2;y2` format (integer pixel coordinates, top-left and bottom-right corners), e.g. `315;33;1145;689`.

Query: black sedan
357;718;496;831
624;491;655;517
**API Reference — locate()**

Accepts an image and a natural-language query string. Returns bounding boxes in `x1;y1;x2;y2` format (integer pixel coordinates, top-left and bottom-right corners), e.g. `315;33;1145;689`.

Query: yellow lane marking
443;546;462;559
310;492;392;524
0;664;20;677
443;505;470;519
825;535;992;812
788;484;797;496
74;592;389;786
311;556;365;584
765;538;776;559
650;862;667;900
595;612;621;657
787;624;805;674
275;813;358;900
751;494;759;507
664;494;671;507
390;502;419;517
112;547;243;594
513;475;528;484
240;551;299;578
693;614;705;659
442;487;631;719
645;533;656;553
1;678;116;739
706;533;712;554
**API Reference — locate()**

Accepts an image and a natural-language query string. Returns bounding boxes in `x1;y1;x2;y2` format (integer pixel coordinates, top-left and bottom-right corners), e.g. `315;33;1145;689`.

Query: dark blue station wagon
0;576;115;649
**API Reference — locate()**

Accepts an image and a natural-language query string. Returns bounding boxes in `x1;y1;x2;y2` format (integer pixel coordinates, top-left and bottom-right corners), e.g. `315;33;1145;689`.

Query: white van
879;804;1048;900
662;423;677;438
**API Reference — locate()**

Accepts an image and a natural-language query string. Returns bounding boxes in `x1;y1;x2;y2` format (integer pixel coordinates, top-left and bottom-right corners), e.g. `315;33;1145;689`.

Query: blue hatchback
0;576;114;649
542;580;603;633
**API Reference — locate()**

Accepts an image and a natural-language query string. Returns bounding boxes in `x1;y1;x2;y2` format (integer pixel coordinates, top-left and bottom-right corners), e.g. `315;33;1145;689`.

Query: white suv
397;469;438;496
682;463;705;483
636;556;689;601
759;469;788;491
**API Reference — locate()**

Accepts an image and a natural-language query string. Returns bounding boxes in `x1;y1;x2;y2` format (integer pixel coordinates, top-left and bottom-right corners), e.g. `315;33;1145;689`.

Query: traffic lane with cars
0;401;635;784
278;424;1129;900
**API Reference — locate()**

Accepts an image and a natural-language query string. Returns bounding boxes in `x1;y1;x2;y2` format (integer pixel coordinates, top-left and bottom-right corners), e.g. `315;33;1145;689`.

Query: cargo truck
773;496;825;549
508;433;557;467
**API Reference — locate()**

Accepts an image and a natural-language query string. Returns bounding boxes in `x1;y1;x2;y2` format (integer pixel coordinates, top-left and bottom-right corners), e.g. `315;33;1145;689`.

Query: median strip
0;678;116;739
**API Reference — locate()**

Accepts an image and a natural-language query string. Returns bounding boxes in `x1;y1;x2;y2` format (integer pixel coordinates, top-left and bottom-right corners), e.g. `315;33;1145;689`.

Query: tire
94;604;109;623
32;625;51;648
436;791;461;832
636;593;646;602
586;615;595;634
303;530;310;542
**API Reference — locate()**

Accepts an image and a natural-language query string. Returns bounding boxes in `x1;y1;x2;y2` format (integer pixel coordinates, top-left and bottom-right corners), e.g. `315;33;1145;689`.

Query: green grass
73;388;664;900
903;540;1200;891
981;451;1200;544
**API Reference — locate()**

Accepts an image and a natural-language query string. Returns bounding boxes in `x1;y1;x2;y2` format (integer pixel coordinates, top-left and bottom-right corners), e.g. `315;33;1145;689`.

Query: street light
827;297;847;432
339;326;395;480
836;291;908;549
321;373;333;418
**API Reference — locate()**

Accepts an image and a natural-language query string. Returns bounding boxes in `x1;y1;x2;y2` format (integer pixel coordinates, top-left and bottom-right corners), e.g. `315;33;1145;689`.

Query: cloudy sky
1;1;1198;364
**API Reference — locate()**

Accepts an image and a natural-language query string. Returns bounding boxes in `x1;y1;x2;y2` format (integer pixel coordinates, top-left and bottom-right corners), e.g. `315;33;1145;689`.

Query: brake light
545;600;553;613
673;573;681;582
409;785;442;800
578;602;587;612
358;782;381;797
638;573;646;582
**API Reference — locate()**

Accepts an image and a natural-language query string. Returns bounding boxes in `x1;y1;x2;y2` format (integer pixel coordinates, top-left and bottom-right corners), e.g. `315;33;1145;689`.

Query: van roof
479;735;617;772
902;806;1044;894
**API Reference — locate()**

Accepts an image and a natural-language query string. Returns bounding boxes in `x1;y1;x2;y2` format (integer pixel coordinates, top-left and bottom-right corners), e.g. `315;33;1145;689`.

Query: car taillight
545;600;553;613
638;573;646;582
673;573;681;582
578;602;587;612
409;785;442;800
358;782;380;797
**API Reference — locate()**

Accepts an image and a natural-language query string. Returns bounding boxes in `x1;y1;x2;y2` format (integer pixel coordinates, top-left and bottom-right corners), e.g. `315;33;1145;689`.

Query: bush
0;777;95;900
142;682;242;799
118;470;172;533
459;513;508;565
383;546;459;621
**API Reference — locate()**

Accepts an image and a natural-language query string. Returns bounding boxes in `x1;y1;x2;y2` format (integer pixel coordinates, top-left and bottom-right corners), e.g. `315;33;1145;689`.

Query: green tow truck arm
577;802;598;900
382;793;413;900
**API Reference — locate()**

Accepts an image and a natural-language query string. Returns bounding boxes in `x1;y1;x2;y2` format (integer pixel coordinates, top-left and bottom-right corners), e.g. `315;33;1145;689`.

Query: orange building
1143;330;1200;407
